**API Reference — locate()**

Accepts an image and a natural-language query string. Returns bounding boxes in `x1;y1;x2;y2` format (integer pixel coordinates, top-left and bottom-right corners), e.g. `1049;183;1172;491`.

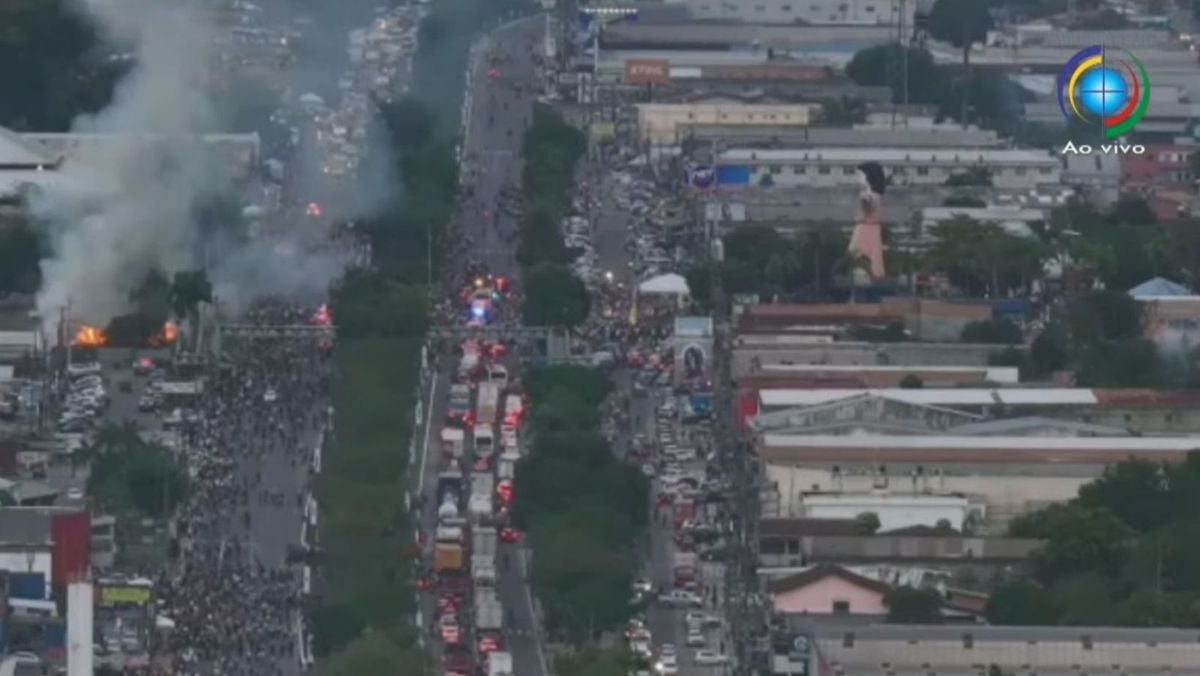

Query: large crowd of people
157;301;330;676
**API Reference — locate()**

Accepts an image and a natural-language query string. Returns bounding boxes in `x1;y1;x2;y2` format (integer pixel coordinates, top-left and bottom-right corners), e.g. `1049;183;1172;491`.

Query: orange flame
74;325;108;347
149;321;179;347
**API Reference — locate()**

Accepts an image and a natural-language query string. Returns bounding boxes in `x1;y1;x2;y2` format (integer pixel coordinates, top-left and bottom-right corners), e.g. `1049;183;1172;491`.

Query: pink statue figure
847;161;886;282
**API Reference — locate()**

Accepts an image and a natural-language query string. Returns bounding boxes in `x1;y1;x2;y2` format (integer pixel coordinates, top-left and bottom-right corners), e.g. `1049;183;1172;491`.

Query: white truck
472;526;498;559
488;651;513;676
475;588;503;632
441;428;465;459
471;557;497;586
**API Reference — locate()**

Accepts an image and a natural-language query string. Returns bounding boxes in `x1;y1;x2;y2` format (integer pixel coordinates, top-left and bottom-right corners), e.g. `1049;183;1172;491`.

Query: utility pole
887;0;910;129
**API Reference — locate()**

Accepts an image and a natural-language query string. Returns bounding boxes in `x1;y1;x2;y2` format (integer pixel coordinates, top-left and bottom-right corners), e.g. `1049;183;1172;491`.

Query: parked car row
59;363;108;432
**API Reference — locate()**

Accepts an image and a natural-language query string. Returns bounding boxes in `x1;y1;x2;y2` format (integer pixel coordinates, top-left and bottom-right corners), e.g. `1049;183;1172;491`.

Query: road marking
516;548;550;676
416;371;440;495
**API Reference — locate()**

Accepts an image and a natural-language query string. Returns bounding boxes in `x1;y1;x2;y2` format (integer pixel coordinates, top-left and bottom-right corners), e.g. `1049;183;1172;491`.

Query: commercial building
635;102;821;145
1121;144;1197;188
662;0;917;26
807;624;1200;674
713;147;1062;191
742;364;1019;388
758;432;1200;466
682;122;1008;150
0;507;91;598
791;492;977;532
757;518;1041;569
731;340;1004;378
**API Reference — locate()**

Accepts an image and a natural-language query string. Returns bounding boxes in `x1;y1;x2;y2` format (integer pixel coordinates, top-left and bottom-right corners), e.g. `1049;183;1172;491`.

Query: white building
716;147;1062;191
767;465;1086;529
793;492;975;532
664;0;916;26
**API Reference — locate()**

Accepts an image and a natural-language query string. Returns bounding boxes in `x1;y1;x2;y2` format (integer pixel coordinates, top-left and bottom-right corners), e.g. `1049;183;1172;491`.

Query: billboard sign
98;585;152;606
625;59;670;85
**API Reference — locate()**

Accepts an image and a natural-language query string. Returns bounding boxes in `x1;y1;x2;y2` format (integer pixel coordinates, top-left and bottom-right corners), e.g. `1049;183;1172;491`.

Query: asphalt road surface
417;13;548;676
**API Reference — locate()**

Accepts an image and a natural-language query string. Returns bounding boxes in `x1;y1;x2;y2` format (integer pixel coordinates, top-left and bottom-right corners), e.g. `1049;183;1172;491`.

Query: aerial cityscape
4;0;1200;675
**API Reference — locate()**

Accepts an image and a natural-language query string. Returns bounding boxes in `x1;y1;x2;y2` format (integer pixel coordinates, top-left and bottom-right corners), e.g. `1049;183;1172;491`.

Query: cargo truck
472;526;498;559
672;551;698;586
471;558;497;586
468;493;494;519
441;428;465;458
435;543;464;572
474;589;503;632
488;651;513;676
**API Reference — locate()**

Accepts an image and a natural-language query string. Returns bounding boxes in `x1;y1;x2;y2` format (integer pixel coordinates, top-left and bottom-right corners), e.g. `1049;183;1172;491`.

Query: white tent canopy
639;273;690;296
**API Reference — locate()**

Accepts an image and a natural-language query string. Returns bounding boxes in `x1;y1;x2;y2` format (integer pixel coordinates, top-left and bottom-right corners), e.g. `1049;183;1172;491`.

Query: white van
474;427;495;456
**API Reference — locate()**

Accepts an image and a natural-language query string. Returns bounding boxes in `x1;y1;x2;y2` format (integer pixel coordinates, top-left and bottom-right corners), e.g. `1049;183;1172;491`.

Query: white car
632;578;653;595
685;630;706;647
654;654;678;675
684;610;707;627
66;487;85;501
693;650;728;666
263;388;278;403
658;590;703;607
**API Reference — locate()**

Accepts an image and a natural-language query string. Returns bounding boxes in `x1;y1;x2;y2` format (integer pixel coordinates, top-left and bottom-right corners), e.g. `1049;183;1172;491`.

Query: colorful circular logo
1057;45;1151;139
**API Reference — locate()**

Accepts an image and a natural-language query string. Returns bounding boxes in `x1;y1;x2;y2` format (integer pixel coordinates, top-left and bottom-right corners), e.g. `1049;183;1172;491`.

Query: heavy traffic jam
423;267;522;676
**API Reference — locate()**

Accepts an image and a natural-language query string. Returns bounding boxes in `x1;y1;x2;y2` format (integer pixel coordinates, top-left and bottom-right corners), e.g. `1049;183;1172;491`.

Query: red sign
625;59;670;85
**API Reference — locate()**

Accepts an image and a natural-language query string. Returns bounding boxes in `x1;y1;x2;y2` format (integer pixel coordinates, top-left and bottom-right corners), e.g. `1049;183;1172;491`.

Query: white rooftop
762;434;1200;452
757;388;1099;408
759;364;1019;384
718;147;1060;166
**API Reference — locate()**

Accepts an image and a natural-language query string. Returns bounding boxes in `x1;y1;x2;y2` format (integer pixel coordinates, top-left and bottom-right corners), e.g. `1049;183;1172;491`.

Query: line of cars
647;382;733;673
58;362;109;433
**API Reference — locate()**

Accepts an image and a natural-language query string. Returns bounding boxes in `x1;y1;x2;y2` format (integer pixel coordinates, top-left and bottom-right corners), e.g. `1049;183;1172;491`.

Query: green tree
883;586;944;624
86;424;189;519
986;579;1061;625
523;263;591;327
1077;460;1172;533
845;43;948;105
1028;324;1068;376
855;511;881;534
313;631;429;676
169;269;213;328
1107;196;1158;226
1067;290;1144;346
309;602;367;658
1009;503;1132;583
331;269;428;339
817;96;868;125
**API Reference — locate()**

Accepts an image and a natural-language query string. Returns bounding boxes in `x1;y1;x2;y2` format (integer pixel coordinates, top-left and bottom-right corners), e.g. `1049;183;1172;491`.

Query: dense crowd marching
157;300;330;676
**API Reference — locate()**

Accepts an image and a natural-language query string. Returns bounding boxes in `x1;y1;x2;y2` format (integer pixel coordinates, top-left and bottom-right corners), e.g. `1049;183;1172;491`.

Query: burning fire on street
73;325;108;347
150;321;179;347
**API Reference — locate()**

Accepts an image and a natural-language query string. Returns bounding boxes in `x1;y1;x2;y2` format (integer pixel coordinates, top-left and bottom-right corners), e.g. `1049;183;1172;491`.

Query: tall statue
847;161;886;283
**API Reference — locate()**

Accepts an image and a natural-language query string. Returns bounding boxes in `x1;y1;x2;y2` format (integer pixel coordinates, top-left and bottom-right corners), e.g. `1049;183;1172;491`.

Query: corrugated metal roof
810;622;1200;643
761;434;1200;451
758;388;1100;407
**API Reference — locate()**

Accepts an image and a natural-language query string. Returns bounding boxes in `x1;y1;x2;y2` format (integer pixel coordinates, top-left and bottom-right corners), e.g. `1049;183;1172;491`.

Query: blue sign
715;165;751;186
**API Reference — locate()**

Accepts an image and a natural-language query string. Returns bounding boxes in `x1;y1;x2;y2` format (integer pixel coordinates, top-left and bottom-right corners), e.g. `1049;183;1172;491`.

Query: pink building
767;564;890;617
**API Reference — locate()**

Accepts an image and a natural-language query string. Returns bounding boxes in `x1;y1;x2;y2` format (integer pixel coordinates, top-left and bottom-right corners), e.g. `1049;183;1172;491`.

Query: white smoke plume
34;0;219;328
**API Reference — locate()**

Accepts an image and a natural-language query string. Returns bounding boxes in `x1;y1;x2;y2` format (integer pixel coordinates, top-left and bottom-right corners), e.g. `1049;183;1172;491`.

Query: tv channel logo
1058;45;1151;141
